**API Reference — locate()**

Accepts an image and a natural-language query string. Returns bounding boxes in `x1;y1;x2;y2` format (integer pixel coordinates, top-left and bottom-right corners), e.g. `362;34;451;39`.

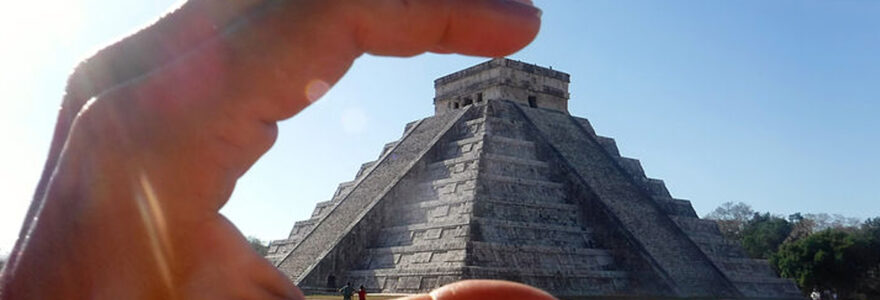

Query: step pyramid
265;58;803;299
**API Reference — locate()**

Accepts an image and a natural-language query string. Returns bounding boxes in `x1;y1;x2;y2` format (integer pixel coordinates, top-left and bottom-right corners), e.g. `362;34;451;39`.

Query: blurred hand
0;0;546;299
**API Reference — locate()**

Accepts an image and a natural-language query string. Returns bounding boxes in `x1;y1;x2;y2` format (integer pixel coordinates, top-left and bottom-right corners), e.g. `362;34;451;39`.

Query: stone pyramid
265;58;803;299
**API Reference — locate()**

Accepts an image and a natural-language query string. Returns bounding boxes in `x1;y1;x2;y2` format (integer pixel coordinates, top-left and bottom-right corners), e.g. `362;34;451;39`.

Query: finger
348;0;542;56
26;0;273;241
70;0;543;209
397;280;556;300
127;0;543;122
249;250;303;300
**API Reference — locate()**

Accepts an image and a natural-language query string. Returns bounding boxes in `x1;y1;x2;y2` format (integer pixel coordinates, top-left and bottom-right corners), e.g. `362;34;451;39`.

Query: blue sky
1;1;878;255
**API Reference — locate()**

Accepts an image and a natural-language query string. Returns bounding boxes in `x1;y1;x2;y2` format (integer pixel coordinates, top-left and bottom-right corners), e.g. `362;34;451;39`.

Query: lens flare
135;173;173;291
305;79;330;103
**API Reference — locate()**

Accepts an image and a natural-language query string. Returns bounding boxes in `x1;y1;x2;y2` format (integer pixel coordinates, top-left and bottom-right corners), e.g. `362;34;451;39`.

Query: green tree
704;202;755;241
855;218;880;298
772;229;877;299
863;217;880;241
741;213;792;259
786;213;817;242
247;236;268;257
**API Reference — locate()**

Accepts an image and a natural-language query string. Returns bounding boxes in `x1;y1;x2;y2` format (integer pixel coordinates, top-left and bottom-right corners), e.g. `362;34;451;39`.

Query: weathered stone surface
266;58;802;299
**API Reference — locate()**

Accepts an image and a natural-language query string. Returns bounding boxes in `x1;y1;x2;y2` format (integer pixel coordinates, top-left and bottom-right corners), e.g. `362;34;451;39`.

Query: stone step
473;217;594;248
481;154;552;181
573;117;597;136
346;266;629;285
639;177;671;197
479;196;577;211
332;180;356;200
595;136;620;156
404;120;419;133
416;177;477;199
382;141;399;156
688;235;748;258
266;239;300;264
731;281;804;299
426;156;480;179
474;199;580;227
287;218;320;242
277;107;470;285
359;241;469;268
482;117;531;140
381;219;471;233
711;257;779;279
356;161;377;178
475;217;592;234
669;216;725;240
394;195;474;212
450;116;531;140
465;266;629;280
310;200;335;218
375;220;471;248
653;196;698;217
616;156;646;179
439;135;484;160
481;174;563;189
482;135;537;159
412;187;568;206
448;117;487;139
477;174;567;201
470;241;616;270
360;249;468;270
366;241;468;255
344;267;465;291
386;200;473;227
407;189;480;204
517;103;740;296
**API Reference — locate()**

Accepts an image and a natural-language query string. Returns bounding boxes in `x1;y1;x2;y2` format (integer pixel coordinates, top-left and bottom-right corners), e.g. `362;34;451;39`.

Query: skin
0;0;555;299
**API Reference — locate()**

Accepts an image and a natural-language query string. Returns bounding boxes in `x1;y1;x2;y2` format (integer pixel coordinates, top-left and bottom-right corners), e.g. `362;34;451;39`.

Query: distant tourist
358;285;367;300
810;289;821;300
339;282;355;300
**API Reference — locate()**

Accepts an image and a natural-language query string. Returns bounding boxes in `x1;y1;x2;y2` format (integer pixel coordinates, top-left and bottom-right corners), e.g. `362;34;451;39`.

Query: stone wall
433;58;569;115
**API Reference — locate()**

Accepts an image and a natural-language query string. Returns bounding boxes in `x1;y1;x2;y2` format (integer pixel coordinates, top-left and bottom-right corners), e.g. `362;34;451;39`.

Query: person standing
339;282;355;300
358;285;367;300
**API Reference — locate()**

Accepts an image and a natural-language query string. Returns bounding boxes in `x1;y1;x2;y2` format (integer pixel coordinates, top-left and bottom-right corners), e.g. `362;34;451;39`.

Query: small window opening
463;97;473;106
453;102;460;109
476;93;483;103
528;96;537;108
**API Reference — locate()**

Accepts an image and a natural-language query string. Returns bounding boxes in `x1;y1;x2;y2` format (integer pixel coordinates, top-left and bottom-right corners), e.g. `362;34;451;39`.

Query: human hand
0;0;545;299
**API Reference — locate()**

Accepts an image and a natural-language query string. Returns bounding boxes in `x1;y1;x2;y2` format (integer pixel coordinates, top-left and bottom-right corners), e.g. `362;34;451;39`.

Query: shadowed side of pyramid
266;58;804;299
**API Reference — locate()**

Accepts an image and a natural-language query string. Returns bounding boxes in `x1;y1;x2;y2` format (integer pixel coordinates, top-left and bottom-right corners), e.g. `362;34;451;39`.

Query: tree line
704;202;879;299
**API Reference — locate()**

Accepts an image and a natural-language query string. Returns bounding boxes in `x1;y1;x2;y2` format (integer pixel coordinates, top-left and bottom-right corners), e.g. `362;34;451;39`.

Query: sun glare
0;0;85;254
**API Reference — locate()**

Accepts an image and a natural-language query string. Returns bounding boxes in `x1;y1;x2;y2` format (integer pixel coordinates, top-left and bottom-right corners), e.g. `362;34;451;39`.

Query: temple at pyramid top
265;59;802;299
434;58;570;115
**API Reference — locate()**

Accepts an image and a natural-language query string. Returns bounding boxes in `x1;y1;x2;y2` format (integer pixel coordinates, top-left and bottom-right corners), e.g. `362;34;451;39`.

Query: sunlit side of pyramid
265;58;803;299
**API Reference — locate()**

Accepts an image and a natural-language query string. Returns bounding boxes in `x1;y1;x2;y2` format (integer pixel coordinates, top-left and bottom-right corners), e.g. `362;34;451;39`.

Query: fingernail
509;0;533;5
504;0;542;18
